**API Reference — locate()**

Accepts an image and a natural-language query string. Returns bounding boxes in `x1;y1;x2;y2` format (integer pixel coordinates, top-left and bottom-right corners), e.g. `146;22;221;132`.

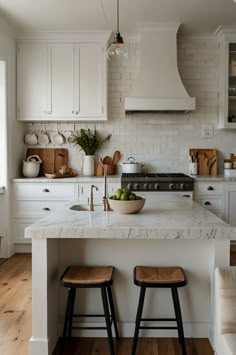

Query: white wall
23;35;236;174
0;16;25;257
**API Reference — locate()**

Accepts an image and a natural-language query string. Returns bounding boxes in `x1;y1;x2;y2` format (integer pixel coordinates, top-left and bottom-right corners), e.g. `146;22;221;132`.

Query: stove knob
180;183;185;190
134;183;139;191
169;183;175;191
144;183;148;190
127;183;132;190
155;183;160;190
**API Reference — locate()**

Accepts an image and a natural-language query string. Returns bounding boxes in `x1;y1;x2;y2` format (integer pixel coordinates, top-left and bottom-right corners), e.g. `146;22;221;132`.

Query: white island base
26;197;235;355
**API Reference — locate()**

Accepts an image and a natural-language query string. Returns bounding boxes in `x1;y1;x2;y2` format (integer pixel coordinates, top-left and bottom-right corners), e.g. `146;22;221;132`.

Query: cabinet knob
204;201;211;206
207;186;214;191
42;188;50;193
75;111;79;115
43;207;50;211
72;110;74;114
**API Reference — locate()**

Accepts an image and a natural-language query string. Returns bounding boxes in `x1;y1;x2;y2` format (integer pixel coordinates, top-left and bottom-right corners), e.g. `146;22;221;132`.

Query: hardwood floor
0;253;215;355
53;337;214;355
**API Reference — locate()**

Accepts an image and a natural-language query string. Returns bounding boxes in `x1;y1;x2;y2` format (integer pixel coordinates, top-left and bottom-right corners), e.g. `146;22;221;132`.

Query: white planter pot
83;155;95;176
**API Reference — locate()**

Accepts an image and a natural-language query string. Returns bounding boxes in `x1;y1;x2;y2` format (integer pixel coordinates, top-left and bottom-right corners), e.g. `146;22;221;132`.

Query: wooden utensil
103;156;112;165
112;151;121;165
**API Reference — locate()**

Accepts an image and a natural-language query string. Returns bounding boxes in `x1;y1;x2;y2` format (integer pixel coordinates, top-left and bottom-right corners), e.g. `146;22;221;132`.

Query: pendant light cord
117;0;119;33
100;0;108;25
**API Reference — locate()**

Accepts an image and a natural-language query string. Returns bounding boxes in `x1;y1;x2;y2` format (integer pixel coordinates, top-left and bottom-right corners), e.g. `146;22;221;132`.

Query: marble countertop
25;195;236;240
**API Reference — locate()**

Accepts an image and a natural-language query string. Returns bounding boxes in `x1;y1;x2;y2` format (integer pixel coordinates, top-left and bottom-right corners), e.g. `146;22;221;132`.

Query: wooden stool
132;266;187;355
60;265;120;355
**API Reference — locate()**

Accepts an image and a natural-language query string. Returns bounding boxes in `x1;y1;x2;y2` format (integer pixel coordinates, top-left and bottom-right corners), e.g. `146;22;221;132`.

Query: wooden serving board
189;149;218;176
26;148;68;176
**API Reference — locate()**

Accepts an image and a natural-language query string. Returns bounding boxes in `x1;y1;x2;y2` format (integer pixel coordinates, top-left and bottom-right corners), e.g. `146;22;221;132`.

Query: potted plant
72;129;112;176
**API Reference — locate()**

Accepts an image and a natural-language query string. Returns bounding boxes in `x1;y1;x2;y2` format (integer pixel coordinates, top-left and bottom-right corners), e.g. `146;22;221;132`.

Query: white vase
83;155;95;176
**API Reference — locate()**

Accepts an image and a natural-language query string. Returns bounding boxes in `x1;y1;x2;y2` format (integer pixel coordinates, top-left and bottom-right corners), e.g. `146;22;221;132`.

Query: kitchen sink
70;205;90;211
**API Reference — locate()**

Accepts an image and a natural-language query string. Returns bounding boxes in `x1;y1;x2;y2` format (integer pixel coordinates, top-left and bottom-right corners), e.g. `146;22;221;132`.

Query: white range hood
125;23;196;113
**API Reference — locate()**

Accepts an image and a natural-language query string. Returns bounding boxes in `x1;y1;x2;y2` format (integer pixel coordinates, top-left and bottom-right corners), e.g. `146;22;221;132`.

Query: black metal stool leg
131;286;146;355
68;288;76;338
61;287;74;355
101;287;115;355
107;286;120;340
172;287;187;355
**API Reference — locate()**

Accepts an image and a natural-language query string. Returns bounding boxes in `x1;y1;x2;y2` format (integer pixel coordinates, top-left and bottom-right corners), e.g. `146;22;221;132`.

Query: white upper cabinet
78;44;105;118
48;44;75;119
17;44;47;119
17;32;110;121
217;26;236;129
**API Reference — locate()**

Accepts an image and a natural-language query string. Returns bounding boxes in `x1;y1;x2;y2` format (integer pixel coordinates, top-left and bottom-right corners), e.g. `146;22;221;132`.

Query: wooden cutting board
26;148;68;175
189;148;218;176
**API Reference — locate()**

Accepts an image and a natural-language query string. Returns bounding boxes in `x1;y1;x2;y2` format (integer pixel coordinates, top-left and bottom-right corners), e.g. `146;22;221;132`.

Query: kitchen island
25;195;236;355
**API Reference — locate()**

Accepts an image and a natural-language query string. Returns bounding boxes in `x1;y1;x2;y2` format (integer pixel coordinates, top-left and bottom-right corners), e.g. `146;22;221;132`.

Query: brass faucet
103;165;110;211
89;185;98;211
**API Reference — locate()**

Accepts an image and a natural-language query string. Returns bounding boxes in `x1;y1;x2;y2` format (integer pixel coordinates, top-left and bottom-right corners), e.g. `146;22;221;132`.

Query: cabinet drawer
195;182;223;195
14;200;67;218
14;183;75;200
196;198;222;211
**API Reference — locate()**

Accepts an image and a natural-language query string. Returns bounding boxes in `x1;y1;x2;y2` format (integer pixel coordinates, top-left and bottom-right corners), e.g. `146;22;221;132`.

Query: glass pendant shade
107;32;128;60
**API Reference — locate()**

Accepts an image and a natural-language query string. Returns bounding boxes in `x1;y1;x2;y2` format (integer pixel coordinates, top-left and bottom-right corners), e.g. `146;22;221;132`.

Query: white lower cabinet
194;181;224;219
12;181;120;245
223;184;236;226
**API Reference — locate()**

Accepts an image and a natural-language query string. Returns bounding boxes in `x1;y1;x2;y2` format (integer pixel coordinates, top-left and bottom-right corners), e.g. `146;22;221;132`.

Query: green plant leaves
71;129;112;155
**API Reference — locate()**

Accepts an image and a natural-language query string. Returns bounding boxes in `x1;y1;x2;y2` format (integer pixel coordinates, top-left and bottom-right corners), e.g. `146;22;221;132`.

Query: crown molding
16;30;112;43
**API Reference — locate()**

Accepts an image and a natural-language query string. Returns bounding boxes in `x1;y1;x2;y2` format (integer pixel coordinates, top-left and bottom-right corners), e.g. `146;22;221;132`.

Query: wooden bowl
108;197;145;214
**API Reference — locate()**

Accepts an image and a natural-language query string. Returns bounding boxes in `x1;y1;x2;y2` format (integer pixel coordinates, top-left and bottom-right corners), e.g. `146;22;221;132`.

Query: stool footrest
73;314;109;318
72;326;108;330
140;326;178;330
141;318;176;322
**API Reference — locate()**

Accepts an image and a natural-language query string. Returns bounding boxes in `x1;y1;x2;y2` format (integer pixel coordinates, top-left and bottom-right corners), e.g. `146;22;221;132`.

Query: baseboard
29;335;58;355
7;242;15;257
15;244;32;253
59;320;210;338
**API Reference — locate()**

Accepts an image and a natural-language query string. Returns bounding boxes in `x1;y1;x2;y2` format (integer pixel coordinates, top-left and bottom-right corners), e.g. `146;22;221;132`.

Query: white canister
224;162;233;169
83;155;95;176
189;162;198;175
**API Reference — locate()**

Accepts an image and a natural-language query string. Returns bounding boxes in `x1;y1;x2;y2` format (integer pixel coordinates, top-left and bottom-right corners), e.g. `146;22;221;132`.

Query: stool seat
62;266;113;286
135;266;187;287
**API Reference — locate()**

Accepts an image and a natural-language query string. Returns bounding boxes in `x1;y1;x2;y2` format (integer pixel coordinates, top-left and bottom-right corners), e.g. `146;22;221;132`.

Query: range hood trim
125;22;196;113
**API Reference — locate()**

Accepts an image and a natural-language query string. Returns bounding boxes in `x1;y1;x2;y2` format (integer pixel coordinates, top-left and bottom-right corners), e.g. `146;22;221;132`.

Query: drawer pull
204;201;211;206
207;186;214;191
42;189;50;193
43;207;51;211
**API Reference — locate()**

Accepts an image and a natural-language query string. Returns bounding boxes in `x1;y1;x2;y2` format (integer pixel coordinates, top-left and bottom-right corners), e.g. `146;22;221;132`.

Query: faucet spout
89;185;99;211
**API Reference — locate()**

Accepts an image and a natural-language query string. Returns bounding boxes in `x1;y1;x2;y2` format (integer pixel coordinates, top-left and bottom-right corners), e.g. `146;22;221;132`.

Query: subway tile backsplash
23;36;236;174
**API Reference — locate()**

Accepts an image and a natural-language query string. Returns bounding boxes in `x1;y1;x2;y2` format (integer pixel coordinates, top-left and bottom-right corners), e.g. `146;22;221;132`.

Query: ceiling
0;0;236;36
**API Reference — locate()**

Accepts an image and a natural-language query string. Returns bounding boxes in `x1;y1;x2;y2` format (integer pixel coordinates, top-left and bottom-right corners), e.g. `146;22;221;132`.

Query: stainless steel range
121;173;194;192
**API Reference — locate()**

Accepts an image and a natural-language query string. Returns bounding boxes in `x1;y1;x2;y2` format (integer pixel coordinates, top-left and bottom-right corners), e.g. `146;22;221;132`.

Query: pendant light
107;0;128;60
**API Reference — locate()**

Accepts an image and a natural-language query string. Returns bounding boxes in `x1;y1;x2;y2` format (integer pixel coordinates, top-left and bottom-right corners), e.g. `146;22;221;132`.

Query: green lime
136;196;142;200
120;192;129;201
123;188;131;194
129;193;136;200
114;188;122;200
112;195;117;200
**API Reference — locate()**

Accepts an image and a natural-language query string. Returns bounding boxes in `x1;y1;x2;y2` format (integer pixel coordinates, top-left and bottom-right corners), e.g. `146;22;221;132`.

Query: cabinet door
76;44;107;120
224;185;236;226
48;44;75;119
17;44;47;120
